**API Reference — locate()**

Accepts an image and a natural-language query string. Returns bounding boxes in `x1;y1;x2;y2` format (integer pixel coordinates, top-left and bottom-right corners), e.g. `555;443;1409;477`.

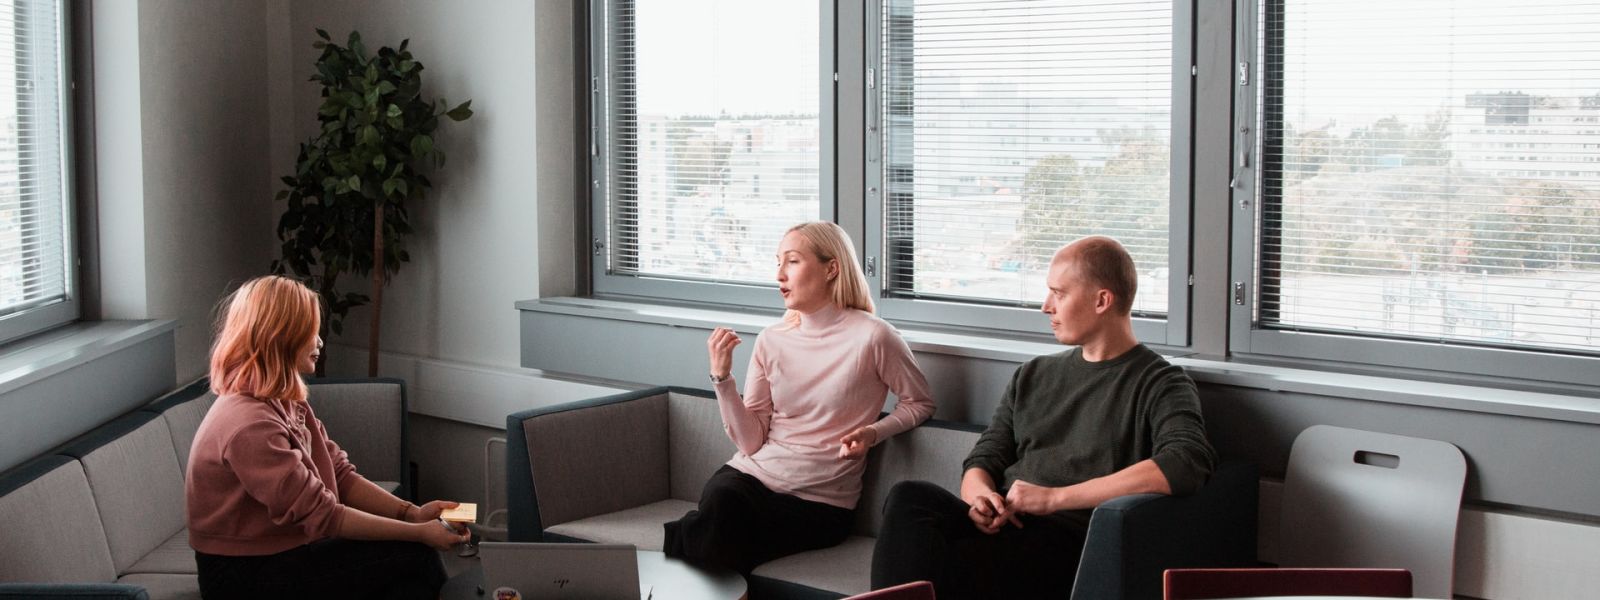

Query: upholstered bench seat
507;386;1261;600
545;498;697;550
0;378;412;600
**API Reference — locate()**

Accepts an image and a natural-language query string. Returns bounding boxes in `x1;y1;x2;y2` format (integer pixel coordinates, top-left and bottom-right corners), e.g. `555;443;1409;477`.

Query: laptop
478;542;650;600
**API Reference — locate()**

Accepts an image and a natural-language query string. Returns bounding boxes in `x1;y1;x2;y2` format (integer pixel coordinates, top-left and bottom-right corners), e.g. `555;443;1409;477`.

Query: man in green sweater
870;236;1216;598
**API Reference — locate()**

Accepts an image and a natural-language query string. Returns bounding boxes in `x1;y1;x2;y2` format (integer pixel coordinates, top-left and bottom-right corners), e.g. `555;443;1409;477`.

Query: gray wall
94;0;279;381
521;309;1600;520
275;0;566;370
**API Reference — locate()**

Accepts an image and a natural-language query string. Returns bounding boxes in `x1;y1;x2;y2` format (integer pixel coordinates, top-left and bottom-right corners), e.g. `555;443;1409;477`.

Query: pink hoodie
186;393;358;555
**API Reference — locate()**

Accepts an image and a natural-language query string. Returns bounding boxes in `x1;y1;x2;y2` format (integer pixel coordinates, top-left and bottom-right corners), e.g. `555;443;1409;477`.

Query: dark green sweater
963;344;1216;499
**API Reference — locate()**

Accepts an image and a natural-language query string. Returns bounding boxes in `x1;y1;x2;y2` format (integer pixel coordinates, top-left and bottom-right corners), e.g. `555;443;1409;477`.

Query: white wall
94;0;279;382
277;0;563;371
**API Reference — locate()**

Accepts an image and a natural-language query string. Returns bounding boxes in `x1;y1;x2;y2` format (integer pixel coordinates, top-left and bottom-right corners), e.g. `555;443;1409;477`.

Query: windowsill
517;296;1600;426
0;319;178;397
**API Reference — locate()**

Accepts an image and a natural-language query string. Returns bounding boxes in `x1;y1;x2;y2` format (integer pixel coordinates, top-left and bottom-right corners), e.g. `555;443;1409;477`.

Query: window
1233;0;1600;385
865;0;1192;341
591;0;825;304
589;0;1191;340
0;0;73;345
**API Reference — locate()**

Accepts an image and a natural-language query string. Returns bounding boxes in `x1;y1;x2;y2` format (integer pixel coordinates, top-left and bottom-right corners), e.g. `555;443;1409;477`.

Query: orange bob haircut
209;275;321;403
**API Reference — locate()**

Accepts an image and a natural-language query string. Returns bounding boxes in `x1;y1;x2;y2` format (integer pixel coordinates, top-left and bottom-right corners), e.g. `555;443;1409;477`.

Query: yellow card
439;503;477;523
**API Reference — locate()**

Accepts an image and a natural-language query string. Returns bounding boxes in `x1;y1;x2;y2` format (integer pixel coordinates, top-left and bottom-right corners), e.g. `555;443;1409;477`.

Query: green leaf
361;125;379;146
377;81;397;96
386;103;402;118
445;100;473;122
316;28;330;41
372;154;387;172
346;175;361;191
394;179;409;197
382;179;397;197
409;134;433;157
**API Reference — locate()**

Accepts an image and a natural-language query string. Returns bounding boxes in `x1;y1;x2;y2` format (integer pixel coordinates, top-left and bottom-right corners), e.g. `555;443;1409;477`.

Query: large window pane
600;0;820;286
881;0;1173;314
1259;0;1600;355
0;0;71;336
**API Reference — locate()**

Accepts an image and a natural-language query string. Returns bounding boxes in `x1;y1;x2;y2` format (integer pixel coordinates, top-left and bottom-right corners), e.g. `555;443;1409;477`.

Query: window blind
880;0;1173;314
600;0;821;286
1258;0;1600;355
0;0;69;320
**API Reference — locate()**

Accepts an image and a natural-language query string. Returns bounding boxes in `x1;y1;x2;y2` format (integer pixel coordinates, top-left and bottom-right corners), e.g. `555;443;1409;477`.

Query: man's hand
960;468;1022;534
1004;479;1061;516
965;490;1021;534
838;426;877;459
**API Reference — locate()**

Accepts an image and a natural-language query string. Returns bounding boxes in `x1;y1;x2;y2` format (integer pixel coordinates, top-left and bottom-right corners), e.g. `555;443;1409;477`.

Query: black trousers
663;464;854;574
195;538;447;600
871;480;1089;600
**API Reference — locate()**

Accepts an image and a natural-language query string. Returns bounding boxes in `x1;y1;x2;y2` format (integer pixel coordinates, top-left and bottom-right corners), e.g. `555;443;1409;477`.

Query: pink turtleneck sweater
714;305;936;509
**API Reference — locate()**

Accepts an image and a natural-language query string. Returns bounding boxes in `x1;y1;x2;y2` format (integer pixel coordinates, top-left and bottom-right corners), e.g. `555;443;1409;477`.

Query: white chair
1278;425;1466;599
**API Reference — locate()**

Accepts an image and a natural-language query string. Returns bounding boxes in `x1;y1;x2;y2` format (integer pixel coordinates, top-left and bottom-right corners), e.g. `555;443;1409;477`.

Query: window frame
586;0;838;309
1226;0;1600;388
0;0;78;346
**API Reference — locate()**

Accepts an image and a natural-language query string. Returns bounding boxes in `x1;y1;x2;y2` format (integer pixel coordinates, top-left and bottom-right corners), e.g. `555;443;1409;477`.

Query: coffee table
441;549;747;600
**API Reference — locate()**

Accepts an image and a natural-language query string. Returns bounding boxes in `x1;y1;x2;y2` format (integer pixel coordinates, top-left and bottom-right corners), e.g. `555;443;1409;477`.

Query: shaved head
1053;236;1138;315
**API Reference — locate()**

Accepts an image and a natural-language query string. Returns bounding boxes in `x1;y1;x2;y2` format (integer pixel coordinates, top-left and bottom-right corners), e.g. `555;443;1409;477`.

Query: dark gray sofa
506;386;1258;600
0;378;410;600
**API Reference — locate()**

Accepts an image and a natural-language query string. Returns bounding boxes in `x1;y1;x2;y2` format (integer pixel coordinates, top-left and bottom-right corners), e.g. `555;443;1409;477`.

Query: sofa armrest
307;378;410;499
0;583;149;600
1070;460;1259;600
506;387;673;542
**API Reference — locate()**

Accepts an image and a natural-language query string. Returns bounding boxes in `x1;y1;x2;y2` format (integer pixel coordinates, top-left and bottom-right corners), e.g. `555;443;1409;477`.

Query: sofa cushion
0;456;118;583
61;414;187;575
124;529;195;576
667;390;737;502
544;498;696;551
855;422;978;536
750;535;876;596
142;379;214;473
116;573;201;600
525;394;671;527
308;379;405;484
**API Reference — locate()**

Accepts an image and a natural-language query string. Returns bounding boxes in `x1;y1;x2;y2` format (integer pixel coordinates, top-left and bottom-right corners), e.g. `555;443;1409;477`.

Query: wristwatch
709;373;729;383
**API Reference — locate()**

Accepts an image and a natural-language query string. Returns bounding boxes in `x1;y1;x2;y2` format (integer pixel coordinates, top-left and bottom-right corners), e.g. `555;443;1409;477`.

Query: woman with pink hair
186;275;467;599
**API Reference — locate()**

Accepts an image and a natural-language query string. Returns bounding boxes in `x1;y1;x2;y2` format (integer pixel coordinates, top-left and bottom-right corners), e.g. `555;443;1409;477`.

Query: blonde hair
781;221;874;328
209;276;322;403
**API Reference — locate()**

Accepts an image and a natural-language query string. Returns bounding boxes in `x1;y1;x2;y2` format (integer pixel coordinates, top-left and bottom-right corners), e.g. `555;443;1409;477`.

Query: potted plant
272;29;473;375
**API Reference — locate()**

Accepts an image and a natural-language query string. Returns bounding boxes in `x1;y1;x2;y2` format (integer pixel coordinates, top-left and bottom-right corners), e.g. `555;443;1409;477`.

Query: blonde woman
186;276;468;599
664;222;937;573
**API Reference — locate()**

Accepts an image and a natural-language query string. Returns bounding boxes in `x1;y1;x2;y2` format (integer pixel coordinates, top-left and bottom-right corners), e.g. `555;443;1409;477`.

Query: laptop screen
478;542;644;600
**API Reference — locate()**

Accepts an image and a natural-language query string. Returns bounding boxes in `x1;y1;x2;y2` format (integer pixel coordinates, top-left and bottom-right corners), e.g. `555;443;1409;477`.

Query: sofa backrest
856;420;981;536
0;455;118;583
519;390;673;528
58;412;187;575
307;379;407;486
142;379;216;473
148;377;409;495
667;389;737;502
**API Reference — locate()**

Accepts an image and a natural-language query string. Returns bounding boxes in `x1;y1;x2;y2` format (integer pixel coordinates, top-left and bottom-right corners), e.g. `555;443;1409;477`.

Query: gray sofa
506;386;1259;600
0;378;410;600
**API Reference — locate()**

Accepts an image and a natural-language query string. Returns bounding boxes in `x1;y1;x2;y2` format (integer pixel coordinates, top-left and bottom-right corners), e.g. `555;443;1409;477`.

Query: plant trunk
317;265;338;377
369;201;385;377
